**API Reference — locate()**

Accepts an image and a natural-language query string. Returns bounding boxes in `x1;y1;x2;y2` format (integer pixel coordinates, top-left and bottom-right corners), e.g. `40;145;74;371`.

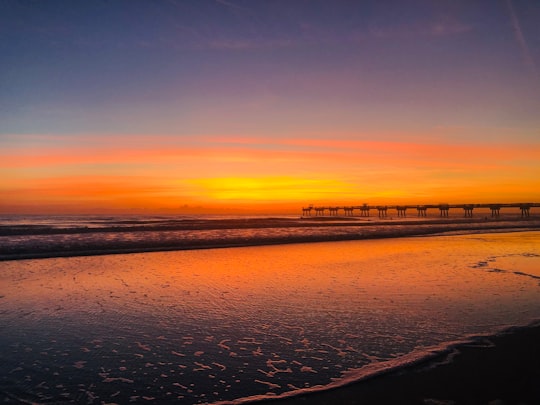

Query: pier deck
302;203;540;218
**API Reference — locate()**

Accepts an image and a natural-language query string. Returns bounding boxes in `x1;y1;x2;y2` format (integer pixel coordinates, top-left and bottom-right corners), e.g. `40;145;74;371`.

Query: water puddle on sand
1;231;540;404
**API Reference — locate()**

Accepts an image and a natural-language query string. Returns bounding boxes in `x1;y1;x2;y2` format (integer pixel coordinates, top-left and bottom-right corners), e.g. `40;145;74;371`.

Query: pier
301;203;539;218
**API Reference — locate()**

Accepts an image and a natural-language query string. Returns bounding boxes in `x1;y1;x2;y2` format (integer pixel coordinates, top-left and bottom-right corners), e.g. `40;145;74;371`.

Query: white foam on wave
210;321;540;405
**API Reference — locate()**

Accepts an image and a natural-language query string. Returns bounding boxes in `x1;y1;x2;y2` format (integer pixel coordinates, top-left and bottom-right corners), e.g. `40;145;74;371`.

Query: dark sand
259;324;540;405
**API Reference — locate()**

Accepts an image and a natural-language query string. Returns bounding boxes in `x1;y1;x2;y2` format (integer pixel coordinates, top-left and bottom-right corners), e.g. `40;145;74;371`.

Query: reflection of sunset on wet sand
2;232;540;403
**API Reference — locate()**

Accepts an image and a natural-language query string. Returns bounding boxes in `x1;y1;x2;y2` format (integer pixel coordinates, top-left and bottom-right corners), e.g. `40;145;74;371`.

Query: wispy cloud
429;21;472;36
506;0;538;78
214;0;250;13
3;134;539;176
369;20;472;40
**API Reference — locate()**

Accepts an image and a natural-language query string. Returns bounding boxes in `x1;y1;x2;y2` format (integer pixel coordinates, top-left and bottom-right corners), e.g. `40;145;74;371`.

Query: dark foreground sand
260;324;540;405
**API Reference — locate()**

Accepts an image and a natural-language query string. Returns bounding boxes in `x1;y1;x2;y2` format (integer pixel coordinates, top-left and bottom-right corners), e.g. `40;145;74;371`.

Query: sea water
2;214;539;260
1;230;540;403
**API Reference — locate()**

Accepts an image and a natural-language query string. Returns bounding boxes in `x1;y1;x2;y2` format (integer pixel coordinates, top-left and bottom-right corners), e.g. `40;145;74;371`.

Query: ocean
1;213;539;260
1;215;540;403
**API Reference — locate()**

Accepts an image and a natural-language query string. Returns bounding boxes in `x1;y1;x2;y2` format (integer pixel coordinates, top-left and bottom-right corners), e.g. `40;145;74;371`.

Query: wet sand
259;323;540;405
1;231;540;403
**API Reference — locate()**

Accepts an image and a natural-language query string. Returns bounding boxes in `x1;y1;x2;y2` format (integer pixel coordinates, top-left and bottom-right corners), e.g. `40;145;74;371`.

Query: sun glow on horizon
186;176;357;202
2;2;540;214
2;132;540;214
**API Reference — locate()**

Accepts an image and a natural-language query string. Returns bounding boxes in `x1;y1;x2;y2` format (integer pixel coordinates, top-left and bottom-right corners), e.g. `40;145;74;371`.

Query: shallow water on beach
1;232;540;404
2;213;540;261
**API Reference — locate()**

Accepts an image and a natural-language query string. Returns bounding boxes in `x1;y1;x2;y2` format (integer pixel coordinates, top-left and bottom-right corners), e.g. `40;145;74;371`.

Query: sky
1;0;540;214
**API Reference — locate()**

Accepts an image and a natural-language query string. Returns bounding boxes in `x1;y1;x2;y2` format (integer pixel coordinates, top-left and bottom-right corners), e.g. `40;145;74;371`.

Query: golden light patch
187;176;357;202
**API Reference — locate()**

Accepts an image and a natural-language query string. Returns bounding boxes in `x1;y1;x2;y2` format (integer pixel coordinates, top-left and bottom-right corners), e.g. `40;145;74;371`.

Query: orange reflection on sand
2;232;540;405
3;232;539;327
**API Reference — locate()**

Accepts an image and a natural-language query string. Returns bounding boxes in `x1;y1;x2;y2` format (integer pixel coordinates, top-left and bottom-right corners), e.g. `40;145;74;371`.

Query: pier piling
302;202;538;218
490;205;501;218
396;206;407;217
463;204;474;218
520;204;531;217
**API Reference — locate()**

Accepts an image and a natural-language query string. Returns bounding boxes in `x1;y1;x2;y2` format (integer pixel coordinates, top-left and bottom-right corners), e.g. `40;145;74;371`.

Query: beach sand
259;324;540;405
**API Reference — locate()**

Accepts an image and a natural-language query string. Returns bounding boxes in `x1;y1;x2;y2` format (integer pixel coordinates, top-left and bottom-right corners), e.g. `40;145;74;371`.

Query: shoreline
0;215;537;236
249;321;540;405
2;218;540;261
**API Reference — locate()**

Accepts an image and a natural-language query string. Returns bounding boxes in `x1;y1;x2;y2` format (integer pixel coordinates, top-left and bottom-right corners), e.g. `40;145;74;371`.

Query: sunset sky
2;0;540;214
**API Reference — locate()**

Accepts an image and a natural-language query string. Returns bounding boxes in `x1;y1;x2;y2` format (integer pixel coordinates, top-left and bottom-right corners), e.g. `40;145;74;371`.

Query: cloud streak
506;0;538;77
3;136;539;172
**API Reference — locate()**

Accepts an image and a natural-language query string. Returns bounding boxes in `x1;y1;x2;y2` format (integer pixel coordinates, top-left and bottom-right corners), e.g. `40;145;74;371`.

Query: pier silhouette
302;203;539;218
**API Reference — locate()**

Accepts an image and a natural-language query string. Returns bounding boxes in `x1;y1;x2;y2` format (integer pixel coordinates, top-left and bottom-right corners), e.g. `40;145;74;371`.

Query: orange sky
2;133;540;214
2;2;540;215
